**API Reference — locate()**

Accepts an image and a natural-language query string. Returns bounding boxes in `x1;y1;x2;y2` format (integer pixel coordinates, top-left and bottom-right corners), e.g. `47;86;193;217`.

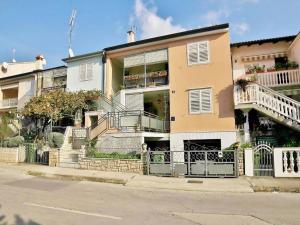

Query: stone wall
238;149;244;176
79;157;144;174
0;146;25;163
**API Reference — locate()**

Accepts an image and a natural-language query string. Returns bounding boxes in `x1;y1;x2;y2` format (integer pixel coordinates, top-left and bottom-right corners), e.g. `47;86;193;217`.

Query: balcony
124;70;168;89
238;69;300;88
0;98;18;108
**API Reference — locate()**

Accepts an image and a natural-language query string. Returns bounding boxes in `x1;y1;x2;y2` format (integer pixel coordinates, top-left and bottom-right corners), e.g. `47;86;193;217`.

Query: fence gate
253;142;273;176
147;146;237;178
24;143;49;165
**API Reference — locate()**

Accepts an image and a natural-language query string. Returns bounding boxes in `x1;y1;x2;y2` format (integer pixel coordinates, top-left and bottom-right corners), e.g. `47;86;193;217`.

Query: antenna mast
68;9;77;57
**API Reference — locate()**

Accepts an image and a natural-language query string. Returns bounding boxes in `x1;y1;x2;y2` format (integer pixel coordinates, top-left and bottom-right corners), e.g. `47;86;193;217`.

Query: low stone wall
0;146;25;163
79;157;143;174
238;149;244;176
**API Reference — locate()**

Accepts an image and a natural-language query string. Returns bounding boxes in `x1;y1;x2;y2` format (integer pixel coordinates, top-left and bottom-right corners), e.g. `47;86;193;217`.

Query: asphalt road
0;167;299;225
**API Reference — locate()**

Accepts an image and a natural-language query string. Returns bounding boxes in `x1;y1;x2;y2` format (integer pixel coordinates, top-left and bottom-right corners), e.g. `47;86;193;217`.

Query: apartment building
72;23;236;152
0;56;45;113
232;33;300;145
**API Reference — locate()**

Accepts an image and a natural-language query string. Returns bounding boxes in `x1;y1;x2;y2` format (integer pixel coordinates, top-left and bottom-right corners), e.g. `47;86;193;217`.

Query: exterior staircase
59;126;80;168
234;83;300;131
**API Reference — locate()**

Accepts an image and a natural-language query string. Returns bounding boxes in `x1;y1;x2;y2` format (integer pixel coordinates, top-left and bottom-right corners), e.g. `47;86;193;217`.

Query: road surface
0;167;299;225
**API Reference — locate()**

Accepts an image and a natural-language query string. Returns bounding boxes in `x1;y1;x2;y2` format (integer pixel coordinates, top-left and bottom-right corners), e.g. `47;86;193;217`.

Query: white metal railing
1;98;18;108
234;83;300;123
239;69;300;87
274;147;300;177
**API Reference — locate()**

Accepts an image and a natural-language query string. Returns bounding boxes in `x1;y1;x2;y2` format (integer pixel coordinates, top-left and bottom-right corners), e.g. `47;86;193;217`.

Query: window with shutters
187;41;210;65
189;88;212;114
79;63;93;81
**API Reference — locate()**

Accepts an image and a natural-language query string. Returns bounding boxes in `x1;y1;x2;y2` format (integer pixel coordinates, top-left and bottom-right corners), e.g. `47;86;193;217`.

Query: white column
273;147;284;177
244;148;253;176
243;111;250;143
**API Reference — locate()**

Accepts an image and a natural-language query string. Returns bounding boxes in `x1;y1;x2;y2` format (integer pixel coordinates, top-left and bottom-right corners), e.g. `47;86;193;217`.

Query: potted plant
267;66;276;72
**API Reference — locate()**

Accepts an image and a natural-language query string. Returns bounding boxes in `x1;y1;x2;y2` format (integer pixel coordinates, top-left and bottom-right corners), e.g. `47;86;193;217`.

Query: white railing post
244;148;253;176
273;148;284;177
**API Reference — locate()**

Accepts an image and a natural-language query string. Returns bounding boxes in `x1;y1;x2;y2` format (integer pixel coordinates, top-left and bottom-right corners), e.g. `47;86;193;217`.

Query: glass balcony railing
123;70;168;89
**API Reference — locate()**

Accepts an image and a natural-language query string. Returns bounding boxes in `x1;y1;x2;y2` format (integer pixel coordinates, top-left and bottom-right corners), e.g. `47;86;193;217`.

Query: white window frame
188;87;213;114
187;41;210;66
79;63;93;81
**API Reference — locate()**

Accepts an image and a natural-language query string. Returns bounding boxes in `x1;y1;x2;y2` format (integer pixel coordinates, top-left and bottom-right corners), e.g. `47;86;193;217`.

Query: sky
0;0;299;68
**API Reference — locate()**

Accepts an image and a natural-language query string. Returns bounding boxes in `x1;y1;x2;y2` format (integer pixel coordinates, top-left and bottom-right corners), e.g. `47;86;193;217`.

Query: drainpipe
102;51;106;95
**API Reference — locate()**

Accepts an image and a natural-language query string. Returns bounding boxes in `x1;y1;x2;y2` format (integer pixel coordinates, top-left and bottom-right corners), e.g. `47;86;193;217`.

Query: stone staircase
59;126;80;168
234;83;300;131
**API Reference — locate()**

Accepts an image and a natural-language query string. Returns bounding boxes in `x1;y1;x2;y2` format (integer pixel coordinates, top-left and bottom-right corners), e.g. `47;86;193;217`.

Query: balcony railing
1;98;18;108
41;85;66;93
240;69;300;87
123;70;168;89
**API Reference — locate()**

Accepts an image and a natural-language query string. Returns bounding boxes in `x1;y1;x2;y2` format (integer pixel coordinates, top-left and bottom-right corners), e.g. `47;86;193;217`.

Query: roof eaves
104;23;229;52
62;51;103;62
231;35;297;48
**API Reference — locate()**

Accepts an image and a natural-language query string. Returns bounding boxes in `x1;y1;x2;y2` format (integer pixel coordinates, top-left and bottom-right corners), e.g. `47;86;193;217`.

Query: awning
241;52;287;62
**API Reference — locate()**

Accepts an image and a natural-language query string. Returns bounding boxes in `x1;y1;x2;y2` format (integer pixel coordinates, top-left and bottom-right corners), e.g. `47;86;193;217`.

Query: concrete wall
0;60;43;78
0;146;25;163
289;35;300;64
79;158;143;174
17;77;36;109
66;55;103;92
231;41;291;79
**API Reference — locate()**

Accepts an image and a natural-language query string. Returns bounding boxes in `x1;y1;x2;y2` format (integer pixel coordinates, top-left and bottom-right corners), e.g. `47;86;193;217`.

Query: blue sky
0;0;299;68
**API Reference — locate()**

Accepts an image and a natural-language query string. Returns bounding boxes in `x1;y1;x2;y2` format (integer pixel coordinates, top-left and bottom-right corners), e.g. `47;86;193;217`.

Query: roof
104;23;229;52
0;65;66;81
231;35;297;47
62;51;103;62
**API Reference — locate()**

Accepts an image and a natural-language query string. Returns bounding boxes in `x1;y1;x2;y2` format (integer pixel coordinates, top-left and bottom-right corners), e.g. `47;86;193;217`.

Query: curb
27;171;127;185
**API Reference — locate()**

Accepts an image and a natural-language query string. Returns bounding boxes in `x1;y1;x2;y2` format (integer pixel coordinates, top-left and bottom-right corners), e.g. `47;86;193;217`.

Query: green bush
7;136;24;147
48;132;64;148
86;148;139;159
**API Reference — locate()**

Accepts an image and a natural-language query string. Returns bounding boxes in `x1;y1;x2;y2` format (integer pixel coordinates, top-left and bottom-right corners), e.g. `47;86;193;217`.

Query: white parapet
274;147;300;177
244;148;253;176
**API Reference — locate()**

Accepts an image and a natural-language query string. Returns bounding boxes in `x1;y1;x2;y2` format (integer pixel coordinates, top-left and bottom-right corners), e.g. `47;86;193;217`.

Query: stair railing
234;83;300;123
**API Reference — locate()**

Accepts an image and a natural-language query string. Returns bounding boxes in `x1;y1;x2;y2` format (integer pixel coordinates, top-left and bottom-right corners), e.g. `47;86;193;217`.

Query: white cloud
133;0;185;39
233;22;249;35
202;9;229;26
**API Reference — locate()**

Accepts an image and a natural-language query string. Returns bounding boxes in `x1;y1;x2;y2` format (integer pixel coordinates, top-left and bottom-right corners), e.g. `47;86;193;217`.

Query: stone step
60;157;78;163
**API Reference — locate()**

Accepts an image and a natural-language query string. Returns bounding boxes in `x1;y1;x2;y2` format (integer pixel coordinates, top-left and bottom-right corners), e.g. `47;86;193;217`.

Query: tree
22;90;101;135
0;113;14;145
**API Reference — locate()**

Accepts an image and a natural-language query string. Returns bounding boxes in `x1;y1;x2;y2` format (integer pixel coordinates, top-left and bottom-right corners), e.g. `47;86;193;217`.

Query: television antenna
68;9;77;57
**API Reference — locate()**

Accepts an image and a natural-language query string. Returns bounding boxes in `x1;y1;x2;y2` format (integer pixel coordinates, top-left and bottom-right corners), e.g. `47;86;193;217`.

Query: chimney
35;55;46;70
127;27;136;43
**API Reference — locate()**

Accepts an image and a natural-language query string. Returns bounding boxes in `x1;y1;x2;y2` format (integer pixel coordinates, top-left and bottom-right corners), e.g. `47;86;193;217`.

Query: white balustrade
274;147;300;177
238;69;300;87
256;69;300;87
234;83;300;124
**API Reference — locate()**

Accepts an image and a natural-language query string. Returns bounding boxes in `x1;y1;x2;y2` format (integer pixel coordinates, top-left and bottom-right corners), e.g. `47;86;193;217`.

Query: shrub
86;148;139;159
48;132;64;148
7;136;24;147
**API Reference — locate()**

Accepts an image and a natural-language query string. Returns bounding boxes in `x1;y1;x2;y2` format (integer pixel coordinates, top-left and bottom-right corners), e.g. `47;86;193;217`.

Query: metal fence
147;150;237;177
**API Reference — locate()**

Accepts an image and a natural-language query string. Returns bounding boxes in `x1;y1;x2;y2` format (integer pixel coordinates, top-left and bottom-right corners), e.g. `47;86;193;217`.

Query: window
187;41;209;65
189;88;212;114
79;63;93;81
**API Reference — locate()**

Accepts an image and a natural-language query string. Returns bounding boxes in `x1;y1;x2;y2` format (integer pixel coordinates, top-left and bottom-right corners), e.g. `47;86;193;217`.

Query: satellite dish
2;62;8;70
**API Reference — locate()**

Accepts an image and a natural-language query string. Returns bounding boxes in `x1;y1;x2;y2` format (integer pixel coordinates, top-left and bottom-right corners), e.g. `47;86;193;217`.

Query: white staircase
59;126;80;168
234;83;300;131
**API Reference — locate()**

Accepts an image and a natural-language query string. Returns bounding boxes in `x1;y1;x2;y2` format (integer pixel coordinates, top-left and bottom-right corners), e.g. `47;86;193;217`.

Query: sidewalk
1;163;299;193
